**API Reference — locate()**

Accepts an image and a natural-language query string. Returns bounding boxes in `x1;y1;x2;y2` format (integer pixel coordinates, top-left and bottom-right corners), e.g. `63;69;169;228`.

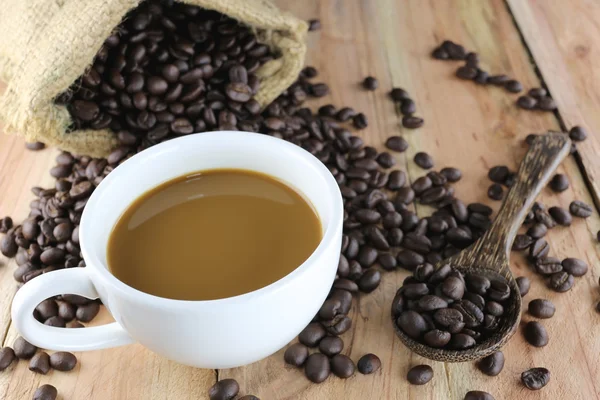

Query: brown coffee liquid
107;169;322;300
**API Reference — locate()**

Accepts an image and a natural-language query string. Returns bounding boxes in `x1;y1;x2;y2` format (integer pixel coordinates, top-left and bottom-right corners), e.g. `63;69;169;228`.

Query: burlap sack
0;0;307;157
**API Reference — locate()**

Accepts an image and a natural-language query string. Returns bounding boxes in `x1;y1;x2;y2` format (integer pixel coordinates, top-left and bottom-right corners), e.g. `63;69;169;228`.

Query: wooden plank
219;0;600;399
507;0;600;206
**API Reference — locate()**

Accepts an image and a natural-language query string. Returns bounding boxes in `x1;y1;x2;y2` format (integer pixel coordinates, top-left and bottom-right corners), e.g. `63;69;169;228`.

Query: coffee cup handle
11;268;134;351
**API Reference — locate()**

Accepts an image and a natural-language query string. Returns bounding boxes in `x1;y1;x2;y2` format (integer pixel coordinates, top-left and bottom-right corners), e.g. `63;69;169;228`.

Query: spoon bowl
392;132;571;362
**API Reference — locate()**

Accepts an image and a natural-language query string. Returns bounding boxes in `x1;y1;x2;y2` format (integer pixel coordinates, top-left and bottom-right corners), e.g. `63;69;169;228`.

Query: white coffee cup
11;131;343;369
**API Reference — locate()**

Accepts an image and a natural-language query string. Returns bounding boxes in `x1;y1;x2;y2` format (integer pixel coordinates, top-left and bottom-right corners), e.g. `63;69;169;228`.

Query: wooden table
1;0;599;398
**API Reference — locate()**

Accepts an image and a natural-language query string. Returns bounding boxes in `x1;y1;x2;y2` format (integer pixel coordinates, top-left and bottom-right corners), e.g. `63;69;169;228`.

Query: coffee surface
107;169;321;300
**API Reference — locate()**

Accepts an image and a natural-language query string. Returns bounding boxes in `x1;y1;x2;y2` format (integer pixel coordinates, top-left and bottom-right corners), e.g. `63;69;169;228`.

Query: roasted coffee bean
442;40;467;60
45;316;66;327
62;294;90;306
485;301;503;316
353;113;368;129
465;274;490;295
417;295;448;312
467;203;493;216
402;233;432;254
298;323;326;347
464;391;495;400
478;351;504;376
209;379;239;400
439;167;461;183
570;200;592;218
562;257;588;277
423;329;451;348
528;299;555;319
512;234;533;251
36;299;58;320
378;253;397;270
535;257;562;275
397;250;425;270
363;76;378;91
400;98;416;115
329;289;352;315
0;233;18;257
527;223;548;239
407;365;433;385
414;152;433;169
387;170;407;190
487;74;509;85
319;299;342;320
72;100;100;121
452;300;484;328
357;246;378;267
516;276;530;297
397;311;428;339
357;353;381;375
33;384;58;400
456;66;477;80
549;174;569;192
517;95;537;109
29;352;51;375
58;302;76;321
308;18;321;31
537;96;556;111
569;126;587;142
414;263;434;282
49;351;77;371
441;276;465;300
322;315;352;335
431;47;449;60
433;308;463;328
402;115;424;129
549;271;574;292
487;183;503;200
238;396;260;400
390;88;410;102
412;176;432;194
524;321;549;347
0;347;16;371
504;79;523;93
529;238;550;259
376;152;395;168
527;87;546;98
284;343;309;367
450;333;476;349
548;206;571;226
521;367;550;390
330;354;355;378
305;353;330;383
13;336;36;359
0;216;13;233
358;269;381;293
319;336;344;356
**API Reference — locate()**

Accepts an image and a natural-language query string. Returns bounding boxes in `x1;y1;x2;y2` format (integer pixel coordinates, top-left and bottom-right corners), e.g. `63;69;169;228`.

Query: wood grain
507;0;600;207
0;0;599;399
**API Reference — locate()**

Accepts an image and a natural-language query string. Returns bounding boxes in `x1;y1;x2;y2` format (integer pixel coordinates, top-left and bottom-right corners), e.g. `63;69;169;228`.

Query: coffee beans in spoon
393;266;513;350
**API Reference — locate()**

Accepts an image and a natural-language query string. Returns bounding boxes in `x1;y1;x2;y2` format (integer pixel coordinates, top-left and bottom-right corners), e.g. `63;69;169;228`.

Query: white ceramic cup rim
79;131;344;309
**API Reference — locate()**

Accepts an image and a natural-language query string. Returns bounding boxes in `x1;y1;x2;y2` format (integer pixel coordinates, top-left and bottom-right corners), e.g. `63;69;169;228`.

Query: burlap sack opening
0;0;307;157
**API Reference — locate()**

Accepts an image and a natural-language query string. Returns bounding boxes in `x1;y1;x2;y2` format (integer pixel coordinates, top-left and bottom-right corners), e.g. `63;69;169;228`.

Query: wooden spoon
392;132;571;362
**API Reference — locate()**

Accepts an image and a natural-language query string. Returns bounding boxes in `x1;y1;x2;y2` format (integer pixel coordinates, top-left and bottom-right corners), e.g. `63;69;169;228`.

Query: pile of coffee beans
393;266;514;349
56;0;281;146
432;40;523;94
389;87;424;129
517;88;557;112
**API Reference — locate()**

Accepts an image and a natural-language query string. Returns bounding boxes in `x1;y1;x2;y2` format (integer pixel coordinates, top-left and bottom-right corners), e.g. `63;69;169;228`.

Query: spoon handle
468;132;571;275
